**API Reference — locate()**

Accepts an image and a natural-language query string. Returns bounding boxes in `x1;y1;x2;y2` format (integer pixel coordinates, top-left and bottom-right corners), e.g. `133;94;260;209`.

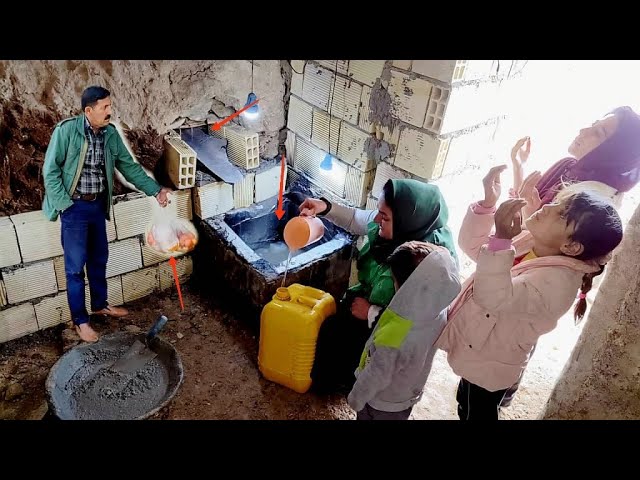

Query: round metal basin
46;332;183;420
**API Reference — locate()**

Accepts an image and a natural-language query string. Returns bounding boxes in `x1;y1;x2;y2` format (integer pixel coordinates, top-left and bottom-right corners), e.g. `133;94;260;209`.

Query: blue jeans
60;198;109;325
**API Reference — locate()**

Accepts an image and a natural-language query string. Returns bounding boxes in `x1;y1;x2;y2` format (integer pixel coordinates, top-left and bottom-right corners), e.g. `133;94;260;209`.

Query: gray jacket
347;247;461;412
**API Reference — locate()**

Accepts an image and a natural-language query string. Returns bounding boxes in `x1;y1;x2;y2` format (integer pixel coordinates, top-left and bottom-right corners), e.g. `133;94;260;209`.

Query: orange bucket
283;216;325;251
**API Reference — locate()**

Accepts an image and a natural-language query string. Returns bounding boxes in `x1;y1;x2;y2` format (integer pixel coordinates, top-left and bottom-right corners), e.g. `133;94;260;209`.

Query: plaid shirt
75;115;106;195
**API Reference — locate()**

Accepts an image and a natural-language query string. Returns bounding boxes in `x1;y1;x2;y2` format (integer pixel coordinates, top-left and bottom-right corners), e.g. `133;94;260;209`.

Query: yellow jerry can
258;284;336;393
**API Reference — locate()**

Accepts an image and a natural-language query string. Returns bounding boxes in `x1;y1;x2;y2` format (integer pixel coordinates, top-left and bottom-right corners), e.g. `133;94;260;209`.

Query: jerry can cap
275;287;291;301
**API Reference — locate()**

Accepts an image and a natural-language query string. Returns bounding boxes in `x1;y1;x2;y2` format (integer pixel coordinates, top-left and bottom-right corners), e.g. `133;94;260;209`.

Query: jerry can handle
296;295;318;308
301;286;325;300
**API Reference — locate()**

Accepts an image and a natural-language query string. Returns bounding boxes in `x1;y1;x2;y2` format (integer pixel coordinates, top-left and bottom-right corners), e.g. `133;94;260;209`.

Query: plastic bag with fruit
145;193;198;256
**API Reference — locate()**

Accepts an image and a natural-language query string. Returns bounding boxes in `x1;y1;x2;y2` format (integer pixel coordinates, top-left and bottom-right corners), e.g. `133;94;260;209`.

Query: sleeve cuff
472;202;497;215
488;236;513;252
367;305;382;328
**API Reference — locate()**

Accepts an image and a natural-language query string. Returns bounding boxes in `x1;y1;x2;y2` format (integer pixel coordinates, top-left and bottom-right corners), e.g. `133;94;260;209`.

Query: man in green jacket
42;85;172;342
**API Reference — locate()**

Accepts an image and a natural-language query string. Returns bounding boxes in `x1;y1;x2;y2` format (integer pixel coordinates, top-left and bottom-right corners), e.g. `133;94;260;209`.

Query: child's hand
495;199;527;240
511;136;531;168
350;297;371;321
518;171;543;219
480;165;508;209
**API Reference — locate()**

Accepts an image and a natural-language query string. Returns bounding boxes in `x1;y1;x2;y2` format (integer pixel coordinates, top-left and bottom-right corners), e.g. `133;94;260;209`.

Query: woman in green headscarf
299;178;458;394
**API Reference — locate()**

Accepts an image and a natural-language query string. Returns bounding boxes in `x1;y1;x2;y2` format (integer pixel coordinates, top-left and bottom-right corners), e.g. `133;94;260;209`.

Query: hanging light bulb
243;92;259;120
243;60;260;120
320;152;334;171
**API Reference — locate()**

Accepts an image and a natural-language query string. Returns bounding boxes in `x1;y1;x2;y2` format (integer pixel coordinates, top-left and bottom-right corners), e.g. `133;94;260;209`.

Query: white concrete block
10;211;63;263
366;195;378;210
411;60;458;83
34;293;70;330
255;163;285;203
0;279;6;307
293;138;346;198
0;302;38;343
168;189;193;220
311;109;341;155
2;260;58;304
330;75;362;125
224;125;260;170
114;193;154;240
233;172;255;209
287;95;313;142
302;64;334;110
193;181;234;219
337;123;373;171
423;85;450;134
0;217;21;268
394;127;450;180
314;60;349;75
163;135;197;189
344;167;375;208
358;85;374;133
285;131;296;165
348;61;385;87
121;266;159;303
287;168;300;190
291;70;304;97
158;256;193;291
106;237;143;278
388;71;432;128
371;161;413;198
393;60;412;70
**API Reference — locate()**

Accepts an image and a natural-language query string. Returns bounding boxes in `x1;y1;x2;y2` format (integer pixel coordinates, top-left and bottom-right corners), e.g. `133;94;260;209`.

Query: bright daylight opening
418;60;640;419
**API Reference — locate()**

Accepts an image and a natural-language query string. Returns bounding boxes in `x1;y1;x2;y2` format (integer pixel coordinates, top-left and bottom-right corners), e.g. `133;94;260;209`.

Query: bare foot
92;305;129;318
75;323;99;343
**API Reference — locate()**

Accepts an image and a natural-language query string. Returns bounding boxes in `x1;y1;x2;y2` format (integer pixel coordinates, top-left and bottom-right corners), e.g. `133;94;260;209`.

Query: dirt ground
0;282;356;420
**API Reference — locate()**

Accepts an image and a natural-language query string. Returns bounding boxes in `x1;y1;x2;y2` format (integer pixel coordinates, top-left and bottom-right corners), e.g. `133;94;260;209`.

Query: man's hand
155;187;173;207
351;297;371;321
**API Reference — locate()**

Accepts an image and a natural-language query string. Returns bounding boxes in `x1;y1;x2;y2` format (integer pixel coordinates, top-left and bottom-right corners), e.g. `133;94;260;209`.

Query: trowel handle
146;315;169;343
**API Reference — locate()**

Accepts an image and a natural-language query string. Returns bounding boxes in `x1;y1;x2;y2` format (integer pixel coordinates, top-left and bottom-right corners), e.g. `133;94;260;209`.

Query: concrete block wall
285;60;527;212
0;189;194;344
285;60;384;208
190;155;285;221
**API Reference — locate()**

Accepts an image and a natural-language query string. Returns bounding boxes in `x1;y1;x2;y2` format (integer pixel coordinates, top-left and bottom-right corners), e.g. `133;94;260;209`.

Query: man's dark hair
81;86;110;110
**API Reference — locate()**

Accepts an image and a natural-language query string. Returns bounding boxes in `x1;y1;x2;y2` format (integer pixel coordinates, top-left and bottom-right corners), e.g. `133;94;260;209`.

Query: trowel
110;315;169;374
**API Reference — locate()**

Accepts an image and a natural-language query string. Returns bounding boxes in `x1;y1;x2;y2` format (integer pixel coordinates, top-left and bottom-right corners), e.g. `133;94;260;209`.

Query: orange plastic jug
283;216;325;251
258;284;336;393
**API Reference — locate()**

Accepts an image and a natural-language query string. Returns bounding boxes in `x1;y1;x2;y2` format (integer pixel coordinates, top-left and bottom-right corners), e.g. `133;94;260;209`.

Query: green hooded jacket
350;179;458;307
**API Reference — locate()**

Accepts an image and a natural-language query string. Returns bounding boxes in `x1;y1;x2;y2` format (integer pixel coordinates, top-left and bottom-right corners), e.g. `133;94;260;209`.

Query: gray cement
46;332;183;420
368;78;397;130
